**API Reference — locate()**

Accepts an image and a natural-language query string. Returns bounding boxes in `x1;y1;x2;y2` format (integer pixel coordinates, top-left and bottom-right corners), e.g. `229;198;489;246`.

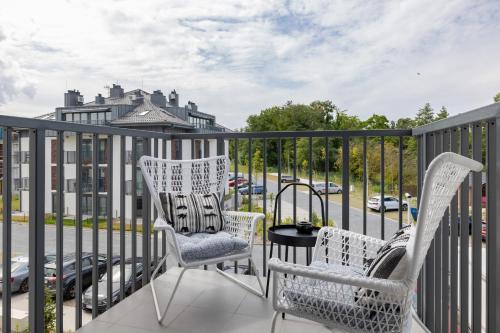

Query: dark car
239;185;264;195
44;252;119;299
82;257;154;312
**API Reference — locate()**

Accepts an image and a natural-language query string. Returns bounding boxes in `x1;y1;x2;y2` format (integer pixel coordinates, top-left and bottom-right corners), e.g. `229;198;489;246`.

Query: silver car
0;254;56;294
0;257;30;293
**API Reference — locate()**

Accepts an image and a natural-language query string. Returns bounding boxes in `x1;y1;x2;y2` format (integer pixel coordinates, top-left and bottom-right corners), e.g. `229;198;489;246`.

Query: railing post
487;118;500;332
28;128;45;333
2;127;12;333
55;131;64;333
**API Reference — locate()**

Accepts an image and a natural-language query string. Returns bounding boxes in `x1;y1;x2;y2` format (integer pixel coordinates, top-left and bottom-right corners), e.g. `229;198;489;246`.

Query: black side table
264;225;320;298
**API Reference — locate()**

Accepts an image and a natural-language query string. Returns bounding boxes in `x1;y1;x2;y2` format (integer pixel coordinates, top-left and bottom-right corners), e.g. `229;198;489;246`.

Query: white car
367;195;408;212
311;182;342;195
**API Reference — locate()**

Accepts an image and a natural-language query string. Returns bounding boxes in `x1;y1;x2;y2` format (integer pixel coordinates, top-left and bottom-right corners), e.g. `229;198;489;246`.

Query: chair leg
271;311;280;333
150;254;188;324
216;258;264;297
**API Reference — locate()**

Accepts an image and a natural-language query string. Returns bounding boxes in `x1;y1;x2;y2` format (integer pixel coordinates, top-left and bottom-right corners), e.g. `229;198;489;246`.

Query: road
240;177;403;239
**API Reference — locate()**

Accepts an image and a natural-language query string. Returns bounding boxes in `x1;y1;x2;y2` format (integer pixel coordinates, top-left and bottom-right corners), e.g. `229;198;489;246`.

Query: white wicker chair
139;155;265;324
269;152;483;332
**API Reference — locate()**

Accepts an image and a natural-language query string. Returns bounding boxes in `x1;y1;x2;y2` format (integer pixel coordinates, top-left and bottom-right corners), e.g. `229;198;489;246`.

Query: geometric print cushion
159;192;224;233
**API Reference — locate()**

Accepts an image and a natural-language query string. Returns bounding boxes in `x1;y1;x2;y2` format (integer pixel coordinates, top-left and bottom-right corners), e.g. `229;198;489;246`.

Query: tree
253;149;263;184
414;103;435;126
494;93;500;103
435;106;449;120
363;114;390;129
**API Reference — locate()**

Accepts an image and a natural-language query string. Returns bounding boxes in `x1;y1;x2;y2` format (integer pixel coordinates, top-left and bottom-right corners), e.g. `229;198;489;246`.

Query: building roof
110;97;192;128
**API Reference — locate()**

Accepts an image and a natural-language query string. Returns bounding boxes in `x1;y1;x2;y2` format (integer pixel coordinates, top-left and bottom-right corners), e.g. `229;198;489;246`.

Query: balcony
0;101;499;332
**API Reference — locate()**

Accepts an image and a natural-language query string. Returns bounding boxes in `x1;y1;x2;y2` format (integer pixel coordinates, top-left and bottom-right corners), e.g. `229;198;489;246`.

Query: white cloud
0;0;499;127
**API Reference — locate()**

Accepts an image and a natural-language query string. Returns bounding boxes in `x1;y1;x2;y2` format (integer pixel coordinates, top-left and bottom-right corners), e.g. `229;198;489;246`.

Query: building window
82;139;92;164
91;112;98;124
65;151;76;164
65;113;73;122
21;151;29;163
21;177;29;190
80;113;88;124
73;113;81;123
99;195;107;216
66;179;76;193
82;195;92;215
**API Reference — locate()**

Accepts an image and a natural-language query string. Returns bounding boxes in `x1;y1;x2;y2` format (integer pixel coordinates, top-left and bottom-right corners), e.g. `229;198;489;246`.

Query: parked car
236;181;254;190
239;185;264;195
228;177;247;187
83;258;151;312
281;175;300;183
0;254;56;294
312;182;342;195
482;221;487;241
44;252;119;299
367;195;408;212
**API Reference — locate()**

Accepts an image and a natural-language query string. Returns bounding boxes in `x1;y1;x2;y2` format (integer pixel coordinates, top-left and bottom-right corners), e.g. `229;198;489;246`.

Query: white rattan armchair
269;152;483;332
139;155;265;324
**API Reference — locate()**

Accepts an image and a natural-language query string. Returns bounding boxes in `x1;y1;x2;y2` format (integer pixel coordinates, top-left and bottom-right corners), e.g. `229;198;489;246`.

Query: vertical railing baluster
398;136;403;229
308;137;313;223
75;133;83;329
471;123;482;333
143;138;151;282
119;136;126;301
450;128;459;332
342;136;349;231
380;136;385;239
325;138;329;223
2;127;12;333
433;131;442;331
292;137;297;225
363;137;367;235
459;125;470;333
248;138;252;212
487;118;500;333
91;133;99;318
131;137;137;292
263;139;267;276
106;135;113;310
416;135;424;319
441;129;451;333
234;138;239;211
161;138;167;272
424;132;435;330
277;139;282;260
153;138;159;268
56;131;64;333
28;128;45;333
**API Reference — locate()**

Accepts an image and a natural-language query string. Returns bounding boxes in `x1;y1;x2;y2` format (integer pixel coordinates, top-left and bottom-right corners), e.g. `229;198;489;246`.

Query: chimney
130;90;144;104
110;84;124;98
64;90;84;107
95;93;105;104
169;90;179;107
187;101;198;112
151;90;166;108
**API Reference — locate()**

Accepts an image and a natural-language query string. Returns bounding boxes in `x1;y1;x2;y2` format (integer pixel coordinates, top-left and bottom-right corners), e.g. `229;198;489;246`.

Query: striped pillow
159;193;224;233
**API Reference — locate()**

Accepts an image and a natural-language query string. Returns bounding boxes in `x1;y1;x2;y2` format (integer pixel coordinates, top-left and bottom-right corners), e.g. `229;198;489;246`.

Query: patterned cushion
159;192;224;233
175;232;248;262
365;224;412;279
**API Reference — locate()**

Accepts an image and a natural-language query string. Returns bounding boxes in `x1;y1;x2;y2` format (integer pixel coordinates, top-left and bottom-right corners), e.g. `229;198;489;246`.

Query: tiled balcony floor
77;267;426;333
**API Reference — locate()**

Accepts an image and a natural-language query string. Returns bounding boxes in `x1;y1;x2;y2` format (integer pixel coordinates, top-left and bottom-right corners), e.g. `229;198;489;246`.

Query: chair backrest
406;152;483;283
139;155;230;216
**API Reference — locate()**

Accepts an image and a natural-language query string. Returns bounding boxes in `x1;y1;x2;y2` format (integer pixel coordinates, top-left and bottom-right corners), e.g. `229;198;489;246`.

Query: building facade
9;85;229;218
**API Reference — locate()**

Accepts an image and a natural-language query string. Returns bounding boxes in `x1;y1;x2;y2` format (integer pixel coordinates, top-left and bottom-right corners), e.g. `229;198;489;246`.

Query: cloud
0;0;499;125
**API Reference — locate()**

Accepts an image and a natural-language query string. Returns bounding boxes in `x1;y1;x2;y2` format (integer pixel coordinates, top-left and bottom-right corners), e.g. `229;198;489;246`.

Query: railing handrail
0;115;170;139
412;102;500;136
170;128;412;140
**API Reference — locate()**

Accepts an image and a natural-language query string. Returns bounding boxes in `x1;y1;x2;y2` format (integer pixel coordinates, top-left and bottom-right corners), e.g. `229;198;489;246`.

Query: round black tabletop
268;225;320;247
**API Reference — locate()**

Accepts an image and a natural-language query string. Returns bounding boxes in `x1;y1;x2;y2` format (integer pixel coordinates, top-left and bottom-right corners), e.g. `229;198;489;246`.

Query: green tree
253;149;263;183
414;103;435;126
494;93;500;103
435;106;449;120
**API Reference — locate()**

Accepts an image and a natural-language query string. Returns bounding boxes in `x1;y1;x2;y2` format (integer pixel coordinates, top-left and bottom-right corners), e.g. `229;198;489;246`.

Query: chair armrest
312;227;386;271
222;211;265;248
269;258;408;294
269;258;412;331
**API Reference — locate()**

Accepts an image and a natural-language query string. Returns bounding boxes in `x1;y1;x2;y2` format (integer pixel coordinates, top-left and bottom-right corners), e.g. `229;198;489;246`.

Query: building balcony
0;101;499;332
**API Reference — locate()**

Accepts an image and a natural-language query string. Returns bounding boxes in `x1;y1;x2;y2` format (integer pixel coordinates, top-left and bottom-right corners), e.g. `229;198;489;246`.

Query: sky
0;0;499;129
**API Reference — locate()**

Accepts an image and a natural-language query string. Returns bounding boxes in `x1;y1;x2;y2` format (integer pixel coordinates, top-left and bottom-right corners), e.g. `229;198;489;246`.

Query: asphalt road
241;177;403;239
